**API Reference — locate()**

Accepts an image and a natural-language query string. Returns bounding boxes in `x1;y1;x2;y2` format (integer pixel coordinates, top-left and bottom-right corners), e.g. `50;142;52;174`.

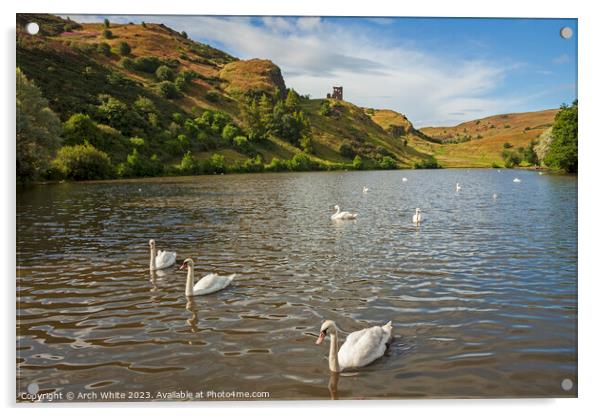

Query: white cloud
65;15;524;127
553;54;570;65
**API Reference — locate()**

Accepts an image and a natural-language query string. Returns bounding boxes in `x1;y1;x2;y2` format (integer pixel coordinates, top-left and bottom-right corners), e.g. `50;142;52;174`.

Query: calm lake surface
16;169;577;400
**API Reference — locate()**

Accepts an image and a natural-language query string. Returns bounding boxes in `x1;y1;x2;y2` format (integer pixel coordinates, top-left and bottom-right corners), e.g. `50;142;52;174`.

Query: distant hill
415;109;559;167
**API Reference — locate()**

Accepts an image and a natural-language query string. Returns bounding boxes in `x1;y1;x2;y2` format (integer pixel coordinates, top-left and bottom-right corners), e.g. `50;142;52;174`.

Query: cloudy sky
67;15;577;127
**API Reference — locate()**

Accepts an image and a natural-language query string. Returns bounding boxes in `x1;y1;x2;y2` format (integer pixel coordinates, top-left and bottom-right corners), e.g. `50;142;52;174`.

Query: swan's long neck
185;265;195;296
150;247;156;270
328;327;341;373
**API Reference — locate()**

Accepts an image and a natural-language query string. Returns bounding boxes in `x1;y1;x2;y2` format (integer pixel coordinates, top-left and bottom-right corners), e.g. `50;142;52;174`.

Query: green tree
352;155;363;170
103;18;110;28
379;156;397;169
544;101;578;172
97;42;111;56
284;89;300;112
156;81;180;99
155;65;175;81
181;31;188;39
16;68;62;181
117;41;131;56
53;142;113;180
339;142;355;158
102;29;113;39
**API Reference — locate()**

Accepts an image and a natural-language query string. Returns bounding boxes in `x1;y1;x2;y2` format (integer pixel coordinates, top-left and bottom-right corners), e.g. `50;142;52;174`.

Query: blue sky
67;15;577;127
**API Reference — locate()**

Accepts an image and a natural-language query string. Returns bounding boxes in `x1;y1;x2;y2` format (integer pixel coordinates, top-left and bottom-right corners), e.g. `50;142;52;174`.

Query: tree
117;41;131;56
284;89;300;112
181;31;188;39
156;81;180;99
16;68;62;181
155;65;175;81
102;29;113;39
97;42;111;56
352;155;363;170
339;142;355;158
103;18;110;28
544;101;578;173
53;142;113;180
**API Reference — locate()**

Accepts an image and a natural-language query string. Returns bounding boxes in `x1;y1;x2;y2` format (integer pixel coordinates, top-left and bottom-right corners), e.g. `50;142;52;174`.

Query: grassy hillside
16;14;431;180
415;109;559;167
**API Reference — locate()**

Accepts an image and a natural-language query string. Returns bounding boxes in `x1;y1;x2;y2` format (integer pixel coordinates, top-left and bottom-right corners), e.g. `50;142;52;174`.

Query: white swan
180;258;235;296
412;208;422;224
493;193;498;200
513;178;522;183
149;239;176;270
315;320;393;372
402;177;408;182
331;205;358;220
456;183;462;192
362;186;369;194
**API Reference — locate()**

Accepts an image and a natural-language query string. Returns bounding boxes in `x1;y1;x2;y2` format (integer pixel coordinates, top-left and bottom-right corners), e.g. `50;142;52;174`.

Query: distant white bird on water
513;178;522;183
402;177;408;182
538;172;544;175
455;183;462;192
331;205;358;220
412;208;422;225
493;193;498;200
363;186;369;194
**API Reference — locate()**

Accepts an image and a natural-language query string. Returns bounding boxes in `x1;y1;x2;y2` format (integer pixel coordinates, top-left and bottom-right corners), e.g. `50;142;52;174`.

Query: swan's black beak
316;330;326;345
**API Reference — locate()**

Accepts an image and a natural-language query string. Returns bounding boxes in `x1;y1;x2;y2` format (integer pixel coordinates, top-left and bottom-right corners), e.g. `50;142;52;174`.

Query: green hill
16;14;434;180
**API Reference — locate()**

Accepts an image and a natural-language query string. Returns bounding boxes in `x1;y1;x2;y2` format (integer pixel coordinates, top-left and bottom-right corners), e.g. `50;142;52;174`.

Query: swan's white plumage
412;208;422;224
513;178;522;183
182;258;235;296
155;250;176;270
192;272;236;296
337;321;393;370
149;239;176;270
331;205;357;220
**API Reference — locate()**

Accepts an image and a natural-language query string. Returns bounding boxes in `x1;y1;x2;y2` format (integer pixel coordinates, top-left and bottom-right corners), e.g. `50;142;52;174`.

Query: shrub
97;42;111;56
117;41;131;56
379;156;397;169
155;65;175;81
132;56;162;73
503;142;513;149
339;142;355;158
289;153;314;171
103;18;110;28
207;153;226;174
120;149;163;177
179;151;201;175
502;149;521;168
156;81;180;99
300;136;313;154
129;137;145;147
319;100;332;116
243;155;264;173
120;57;134;70
53;143;113;180
414;156;441;169
266;157;289;172
206;90;220;102
352;155;363;170
102;29;113;39
221;124;240;143
181;31;188;39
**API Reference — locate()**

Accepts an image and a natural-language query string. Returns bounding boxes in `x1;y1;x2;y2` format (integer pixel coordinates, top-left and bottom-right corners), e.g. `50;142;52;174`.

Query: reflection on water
16;169;577;400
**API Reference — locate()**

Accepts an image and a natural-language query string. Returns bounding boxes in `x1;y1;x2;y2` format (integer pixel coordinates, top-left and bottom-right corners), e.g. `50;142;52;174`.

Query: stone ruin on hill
326;86;343;100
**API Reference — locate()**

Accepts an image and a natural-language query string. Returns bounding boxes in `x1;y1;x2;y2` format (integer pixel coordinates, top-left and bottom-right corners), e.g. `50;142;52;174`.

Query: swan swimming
513;178;522;183
493;193;498;200
456;183;462;192
316;320;393;372
363;186;369;194
412;208;422;224
180;258;235;296
402;177;408;182
149;239;176;270
331;205;358;220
